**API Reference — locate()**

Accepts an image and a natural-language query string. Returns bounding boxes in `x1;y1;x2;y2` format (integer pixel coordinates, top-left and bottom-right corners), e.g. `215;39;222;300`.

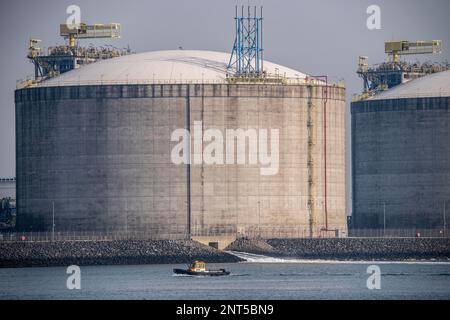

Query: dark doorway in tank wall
209;242;219;249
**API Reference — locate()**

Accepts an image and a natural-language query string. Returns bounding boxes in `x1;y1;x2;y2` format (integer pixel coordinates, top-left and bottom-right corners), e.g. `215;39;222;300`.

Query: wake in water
226;251;450;265
226;251;301;263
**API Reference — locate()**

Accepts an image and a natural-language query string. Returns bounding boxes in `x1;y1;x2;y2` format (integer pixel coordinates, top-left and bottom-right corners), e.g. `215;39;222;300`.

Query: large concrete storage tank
15;50;347;242
352;70;450;230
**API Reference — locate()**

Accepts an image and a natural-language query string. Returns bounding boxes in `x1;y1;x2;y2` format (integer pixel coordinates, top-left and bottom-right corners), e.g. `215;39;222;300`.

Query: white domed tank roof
42;50;308;86
371;69;450;100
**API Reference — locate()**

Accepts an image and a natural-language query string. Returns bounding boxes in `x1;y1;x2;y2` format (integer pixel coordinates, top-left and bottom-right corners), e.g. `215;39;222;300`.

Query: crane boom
60;23;121;47
23;21;130;85
385;40;442;62
355;39;448;100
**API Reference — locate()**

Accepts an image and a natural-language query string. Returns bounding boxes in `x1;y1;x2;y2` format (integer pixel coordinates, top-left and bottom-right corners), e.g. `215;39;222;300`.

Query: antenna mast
227;5;264;78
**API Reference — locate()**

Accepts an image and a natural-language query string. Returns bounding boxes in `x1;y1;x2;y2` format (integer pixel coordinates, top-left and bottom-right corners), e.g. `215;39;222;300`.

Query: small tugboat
173;261;230;276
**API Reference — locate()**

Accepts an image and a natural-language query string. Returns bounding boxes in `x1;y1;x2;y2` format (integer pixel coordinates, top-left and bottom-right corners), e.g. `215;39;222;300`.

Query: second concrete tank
352;70;450;230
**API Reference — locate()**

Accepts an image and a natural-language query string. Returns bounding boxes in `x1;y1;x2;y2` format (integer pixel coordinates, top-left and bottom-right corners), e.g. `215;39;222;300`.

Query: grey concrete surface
351;96;450;229
15;82;347;239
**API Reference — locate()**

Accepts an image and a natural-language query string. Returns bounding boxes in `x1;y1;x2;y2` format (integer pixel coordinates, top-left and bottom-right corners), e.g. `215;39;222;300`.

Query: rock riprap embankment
0;240;243;268
226;238;450;261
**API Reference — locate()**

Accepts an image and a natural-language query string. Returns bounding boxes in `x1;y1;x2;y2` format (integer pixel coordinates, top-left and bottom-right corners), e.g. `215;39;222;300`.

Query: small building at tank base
0;178;15;200
0;178;16;229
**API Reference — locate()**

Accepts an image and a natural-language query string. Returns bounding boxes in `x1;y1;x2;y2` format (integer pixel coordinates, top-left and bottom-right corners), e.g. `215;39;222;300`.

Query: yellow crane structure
24;22;128;84
385;40;442;63
355;39;447;98
60;23;122;48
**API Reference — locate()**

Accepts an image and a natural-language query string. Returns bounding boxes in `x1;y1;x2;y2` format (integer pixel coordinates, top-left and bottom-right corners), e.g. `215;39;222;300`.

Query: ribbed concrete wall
15;83;347;238
351;97;450;229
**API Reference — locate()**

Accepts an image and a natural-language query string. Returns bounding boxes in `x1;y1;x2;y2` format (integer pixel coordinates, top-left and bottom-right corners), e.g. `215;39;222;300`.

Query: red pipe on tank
323;81;328;231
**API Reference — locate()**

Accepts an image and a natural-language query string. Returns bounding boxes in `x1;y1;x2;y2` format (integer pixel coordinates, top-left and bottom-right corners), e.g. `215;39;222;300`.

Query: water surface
1;257;449;299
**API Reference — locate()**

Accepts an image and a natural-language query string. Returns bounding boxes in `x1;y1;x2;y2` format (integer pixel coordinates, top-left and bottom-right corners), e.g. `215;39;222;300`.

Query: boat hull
173;268;230;276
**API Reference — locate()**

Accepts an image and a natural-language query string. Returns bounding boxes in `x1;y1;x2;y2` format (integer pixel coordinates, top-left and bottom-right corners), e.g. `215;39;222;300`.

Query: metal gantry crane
385;40;442;63
59;23;121;48
27;22;126;82
356;40;448;98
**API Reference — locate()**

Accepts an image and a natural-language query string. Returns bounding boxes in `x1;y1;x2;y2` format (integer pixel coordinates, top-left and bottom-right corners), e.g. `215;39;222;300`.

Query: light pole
52;201;55;242
125;199;128;237
258;201;261;238
444;200;447;238
383;202;386;237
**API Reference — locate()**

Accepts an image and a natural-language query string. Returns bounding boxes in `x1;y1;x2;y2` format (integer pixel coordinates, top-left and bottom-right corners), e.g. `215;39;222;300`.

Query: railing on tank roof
17;76;345;89
353;91;450;102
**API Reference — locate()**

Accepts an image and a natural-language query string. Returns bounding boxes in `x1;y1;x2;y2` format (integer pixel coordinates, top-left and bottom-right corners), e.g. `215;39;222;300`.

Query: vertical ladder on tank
307;85;316;238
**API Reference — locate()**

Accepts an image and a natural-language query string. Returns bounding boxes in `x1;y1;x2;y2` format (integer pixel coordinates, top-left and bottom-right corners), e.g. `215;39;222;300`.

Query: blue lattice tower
227;6;264;77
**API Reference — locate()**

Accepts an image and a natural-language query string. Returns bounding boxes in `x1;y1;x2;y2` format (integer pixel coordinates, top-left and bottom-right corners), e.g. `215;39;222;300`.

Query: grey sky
1;0;449;213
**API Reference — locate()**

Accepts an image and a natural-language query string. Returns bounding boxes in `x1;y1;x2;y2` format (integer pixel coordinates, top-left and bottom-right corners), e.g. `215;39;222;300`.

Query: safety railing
16;76;345;89
1;227;447;243
352;91;450;102
0;230;188;243
348;228;450;239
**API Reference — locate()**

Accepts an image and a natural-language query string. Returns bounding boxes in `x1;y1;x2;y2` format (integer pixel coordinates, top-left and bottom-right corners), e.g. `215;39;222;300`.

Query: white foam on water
226;251;450;265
